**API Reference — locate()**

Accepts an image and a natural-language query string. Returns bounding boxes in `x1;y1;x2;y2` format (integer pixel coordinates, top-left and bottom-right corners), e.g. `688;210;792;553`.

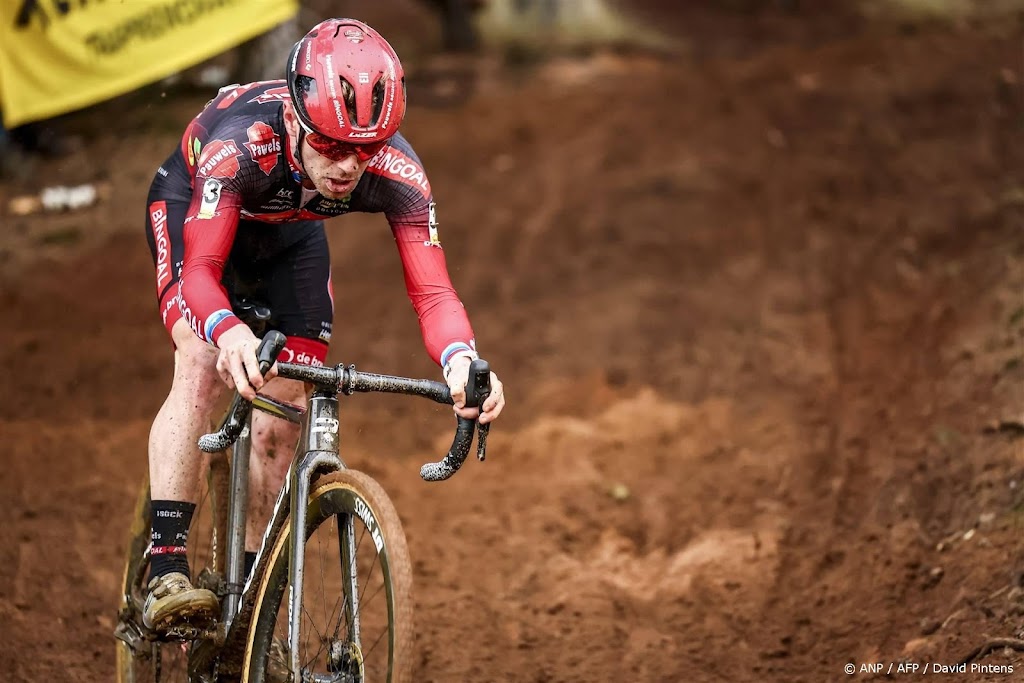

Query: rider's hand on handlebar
216;324;278;400
445;355;505;425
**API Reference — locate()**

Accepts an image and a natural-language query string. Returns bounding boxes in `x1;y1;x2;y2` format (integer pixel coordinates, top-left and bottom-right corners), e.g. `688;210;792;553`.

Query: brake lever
256;330;287;375
464;359;491;461
198;331;288;453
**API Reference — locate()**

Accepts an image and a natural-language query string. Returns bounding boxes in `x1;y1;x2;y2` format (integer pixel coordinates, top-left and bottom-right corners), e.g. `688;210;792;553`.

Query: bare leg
149;319;227;502
245;376;307;550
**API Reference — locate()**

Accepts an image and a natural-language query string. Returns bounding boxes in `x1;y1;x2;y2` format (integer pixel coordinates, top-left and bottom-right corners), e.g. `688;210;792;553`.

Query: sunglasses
305;132;389;162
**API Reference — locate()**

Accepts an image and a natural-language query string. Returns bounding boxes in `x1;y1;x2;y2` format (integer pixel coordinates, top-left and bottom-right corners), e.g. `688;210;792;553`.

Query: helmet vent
339;77;359;126
370;79;385;127
293;75;317;129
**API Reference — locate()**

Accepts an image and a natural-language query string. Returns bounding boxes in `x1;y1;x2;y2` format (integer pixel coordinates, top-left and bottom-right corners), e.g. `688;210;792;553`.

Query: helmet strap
284;103;308;178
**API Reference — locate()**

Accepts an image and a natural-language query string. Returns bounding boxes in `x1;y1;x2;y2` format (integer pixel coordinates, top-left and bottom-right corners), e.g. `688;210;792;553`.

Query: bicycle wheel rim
243;470;413;683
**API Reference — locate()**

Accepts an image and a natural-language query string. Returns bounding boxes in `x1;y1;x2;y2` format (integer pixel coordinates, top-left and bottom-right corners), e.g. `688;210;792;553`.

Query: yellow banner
0;0;299;128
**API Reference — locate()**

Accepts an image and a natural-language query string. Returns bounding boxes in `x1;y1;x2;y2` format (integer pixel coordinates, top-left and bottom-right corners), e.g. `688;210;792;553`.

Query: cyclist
142;18;505;632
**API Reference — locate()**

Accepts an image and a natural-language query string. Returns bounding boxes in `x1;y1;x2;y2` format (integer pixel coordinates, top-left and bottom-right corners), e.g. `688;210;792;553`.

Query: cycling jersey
145;80;476;367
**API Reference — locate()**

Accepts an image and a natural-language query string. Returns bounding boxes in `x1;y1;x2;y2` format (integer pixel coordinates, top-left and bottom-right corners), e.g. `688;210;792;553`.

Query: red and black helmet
286;18;406;144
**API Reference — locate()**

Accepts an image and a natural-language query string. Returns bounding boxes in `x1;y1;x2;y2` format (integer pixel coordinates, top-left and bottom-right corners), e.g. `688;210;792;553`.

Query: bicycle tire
114;452;230;683
241;470;414;683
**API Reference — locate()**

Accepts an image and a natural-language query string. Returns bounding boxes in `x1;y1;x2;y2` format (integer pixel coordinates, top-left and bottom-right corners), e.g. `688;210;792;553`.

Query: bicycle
114;329;492;682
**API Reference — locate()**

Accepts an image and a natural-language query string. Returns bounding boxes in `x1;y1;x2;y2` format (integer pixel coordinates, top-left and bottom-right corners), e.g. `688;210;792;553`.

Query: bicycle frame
188;332;490;680
217;387;348;680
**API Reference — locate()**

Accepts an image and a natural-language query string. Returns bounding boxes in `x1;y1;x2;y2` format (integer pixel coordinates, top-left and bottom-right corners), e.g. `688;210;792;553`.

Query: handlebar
198;331;492;482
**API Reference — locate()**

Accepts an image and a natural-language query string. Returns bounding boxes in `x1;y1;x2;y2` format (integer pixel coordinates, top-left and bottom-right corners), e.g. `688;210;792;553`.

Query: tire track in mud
755;181;1023;679
372;379;802;682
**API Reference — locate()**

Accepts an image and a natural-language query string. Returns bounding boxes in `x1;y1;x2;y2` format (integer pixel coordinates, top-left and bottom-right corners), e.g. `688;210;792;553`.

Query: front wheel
243;470;414;683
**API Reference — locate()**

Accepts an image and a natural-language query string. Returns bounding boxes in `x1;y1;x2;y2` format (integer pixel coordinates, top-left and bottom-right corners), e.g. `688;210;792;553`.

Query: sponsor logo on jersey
216;82;263;109
314;196;351;213
244;121;281;175
198;178;223;219
150;201;171;293
161;291;179;325
366;148;430;198
197;139;241;178
278;347;325;367
178;287;204;341
249;86;291;105
182;120;207;170
426;201;441;246
258;199;294;212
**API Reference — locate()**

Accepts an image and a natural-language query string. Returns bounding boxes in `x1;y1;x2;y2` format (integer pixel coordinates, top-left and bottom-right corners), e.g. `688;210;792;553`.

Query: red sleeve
177;185;245;345
391;222;476;366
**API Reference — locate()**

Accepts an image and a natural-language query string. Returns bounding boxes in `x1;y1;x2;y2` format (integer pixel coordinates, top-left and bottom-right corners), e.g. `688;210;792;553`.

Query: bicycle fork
287;391;348;679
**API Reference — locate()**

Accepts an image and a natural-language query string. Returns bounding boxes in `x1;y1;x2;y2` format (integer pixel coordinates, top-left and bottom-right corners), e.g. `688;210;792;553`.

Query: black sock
244;551;257;580
149;500;195;582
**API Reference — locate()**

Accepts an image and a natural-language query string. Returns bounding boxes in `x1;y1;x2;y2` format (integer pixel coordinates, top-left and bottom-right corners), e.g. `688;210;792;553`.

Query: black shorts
144;184;333;363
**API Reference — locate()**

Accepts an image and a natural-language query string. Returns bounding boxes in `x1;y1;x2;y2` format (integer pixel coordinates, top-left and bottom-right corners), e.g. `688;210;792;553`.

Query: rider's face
283;104;371;199
299;140;370;199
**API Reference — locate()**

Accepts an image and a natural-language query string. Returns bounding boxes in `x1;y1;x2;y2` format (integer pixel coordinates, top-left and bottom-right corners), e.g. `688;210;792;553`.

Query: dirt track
1;9;1023;683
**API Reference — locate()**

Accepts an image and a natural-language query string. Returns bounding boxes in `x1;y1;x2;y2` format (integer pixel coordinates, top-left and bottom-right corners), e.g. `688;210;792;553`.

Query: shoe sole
144;594;220;632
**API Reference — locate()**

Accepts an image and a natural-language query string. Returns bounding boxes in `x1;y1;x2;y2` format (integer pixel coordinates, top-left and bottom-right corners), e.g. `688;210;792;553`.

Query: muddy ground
1;5;1023;682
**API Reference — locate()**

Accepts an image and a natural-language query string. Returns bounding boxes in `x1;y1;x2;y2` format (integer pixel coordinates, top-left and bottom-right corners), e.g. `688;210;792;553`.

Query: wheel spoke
301;601;328;668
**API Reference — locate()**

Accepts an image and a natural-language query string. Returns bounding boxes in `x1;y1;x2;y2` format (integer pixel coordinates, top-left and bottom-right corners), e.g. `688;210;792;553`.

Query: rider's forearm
390;223;476;366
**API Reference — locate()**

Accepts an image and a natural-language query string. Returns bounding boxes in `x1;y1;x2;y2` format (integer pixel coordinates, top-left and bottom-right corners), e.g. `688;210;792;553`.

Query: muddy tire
242;470;414;683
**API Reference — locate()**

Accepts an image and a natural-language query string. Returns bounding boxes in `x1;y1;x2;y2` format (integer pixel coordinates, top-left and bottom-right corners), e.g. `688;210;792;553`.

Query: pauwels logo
197;139;241;178
244;121;281;175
